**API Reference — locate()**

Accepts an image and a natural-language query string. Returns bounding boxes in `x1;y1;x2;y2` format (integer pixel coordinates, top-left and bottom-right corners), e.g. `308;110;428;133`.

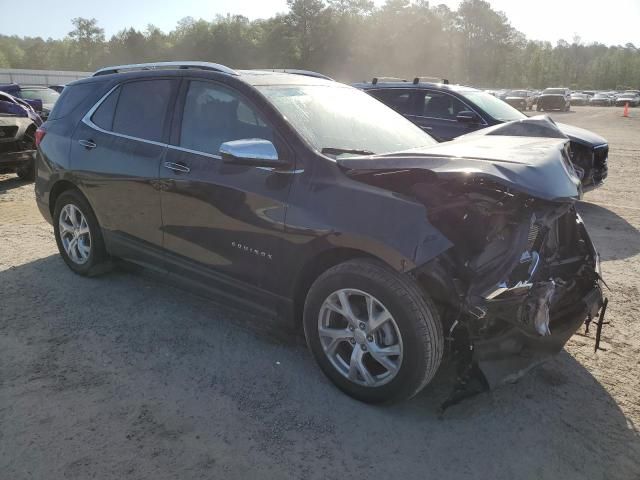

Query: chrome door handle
164;161;190;173
78;139;97;149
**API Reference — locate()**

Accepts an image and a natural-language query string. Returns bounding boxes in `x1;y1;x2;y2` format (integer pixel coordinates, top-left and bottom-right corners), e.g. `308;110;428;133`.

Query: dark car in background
355;79;609;189
590;93;613;106
49;85;66;93
614;91;640;107
537;88;571;111
504;90;534;110
35;62;606;404
0;84;60;119
570;92;590;106
0;91;41;180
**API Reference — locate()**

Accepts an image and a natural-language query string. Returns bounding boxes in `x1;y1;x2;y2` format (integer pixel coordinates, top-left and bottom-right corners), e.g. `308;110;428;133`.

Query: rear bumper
0;149;35;171
538;97;567;110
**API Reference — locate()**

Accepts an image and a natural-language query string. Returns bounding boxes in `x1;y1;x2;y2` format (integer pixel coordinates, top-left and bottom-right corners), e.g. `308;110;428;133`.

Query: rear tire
53;189;109;276
303;258;443;404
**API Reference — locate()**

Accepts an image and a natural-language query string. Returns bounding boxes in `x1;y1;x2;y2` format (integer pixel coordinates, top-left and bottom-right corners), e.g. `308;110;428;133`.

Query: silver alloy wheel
59;204;92;265
318;288;403;387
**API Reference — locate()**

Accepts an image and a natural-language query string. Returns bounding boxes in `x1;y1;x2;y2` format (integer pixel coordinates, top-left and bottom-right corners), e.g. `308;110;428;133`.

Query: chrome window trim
166;144;222;160
81;84;168;148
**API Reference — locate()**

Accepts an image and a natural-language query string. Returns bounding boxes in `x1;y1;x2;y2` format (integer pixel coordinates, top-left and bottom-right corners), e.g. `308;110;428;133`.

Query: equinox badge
232;241;273;260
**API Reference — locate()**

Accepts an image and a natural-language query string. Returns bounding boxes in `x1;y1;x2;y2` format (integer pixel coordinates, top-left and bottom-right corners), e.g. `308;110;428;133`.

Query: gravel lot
1;106;639;479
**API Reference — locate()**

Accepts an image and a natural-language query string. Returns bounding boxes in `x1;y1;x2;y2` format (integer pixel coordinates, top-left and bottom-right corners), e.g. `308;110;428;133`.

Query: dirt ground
1;106;639;479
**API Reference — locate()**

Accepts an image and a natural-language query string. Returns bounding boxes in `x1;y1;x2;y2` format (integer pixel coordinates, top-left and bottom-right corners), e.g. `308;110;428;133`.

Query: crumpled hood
555;122;607;147
338;117;582;202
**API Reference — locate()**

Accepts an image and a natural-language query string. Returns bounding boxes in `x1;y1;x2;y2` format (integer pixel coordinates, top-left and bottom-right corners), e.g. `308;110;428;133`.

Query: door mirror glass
220;139;288;168
456;110;479;123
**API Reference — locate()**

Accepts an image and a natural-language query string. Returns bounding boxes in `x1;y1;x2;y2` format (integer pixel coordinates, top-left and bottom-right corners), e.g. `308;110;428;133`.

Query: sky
0;0;638;47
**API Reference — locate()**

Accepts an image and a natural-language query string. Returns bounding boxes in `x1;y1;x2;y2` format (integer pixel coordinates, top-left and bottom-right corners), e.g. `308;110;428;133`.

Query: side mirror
219;139;289;169
456;110;479;123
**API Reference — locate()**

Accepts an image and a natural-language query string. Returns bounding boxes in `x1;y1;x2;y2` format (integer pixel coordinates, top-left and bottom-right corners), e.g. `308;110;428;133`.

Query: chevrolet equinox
35;62;606;404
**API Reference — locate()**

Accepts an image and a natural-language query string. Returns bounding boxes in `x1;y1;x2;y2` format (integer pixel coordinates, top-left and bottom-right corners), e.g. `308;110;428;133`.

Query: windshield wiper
321;147;375;156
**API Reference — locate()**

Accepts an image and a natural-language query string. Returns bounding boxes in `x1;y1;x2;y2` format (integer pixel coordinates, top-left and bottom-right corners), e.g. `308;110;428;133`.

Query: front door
408;90;483;141
160;79;295;297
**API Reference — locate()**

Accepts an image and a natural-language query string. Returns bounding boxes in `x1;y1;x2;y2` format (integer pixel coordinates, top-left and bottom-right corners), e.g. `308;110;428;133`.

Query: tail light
35;127;46;148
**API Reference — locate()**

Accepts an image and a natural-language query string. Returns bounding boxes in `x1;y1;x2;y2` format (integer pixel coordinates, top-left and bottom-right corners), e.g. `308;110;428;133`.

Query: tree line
1;0;639;90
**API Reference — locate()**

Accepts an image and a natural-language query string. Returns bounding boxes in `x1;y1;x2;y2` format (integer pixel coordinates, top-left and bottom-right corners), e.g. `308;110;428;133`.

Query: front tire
53;190;109;276
303;259;443;404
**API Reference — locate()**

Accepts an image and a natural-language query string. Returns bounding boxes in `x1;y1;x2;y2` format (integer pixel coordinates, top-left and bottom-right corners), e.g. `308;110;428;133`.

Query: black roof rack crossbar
371;77;408;85
93;61;239;77
413;76;449;85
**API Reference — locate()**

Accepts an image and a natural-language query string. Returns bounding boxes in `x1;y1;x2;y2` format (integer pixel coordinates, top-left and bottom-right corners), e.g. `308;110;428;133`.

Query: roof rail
93;61;239;77
413;76;449;85
263;69;334;81
371;77;407;85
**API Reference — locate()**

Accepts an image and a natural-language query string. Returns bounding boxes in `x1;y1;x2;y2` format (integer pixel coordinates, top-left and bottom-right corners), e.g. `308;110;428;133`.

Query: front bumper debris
474;285;604;388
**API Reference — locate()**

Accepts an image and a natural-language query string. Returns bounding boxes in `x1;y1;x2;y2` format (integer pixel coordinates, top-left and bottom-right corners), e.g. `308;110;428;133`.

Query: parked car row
486;87;640;108
0;83;61;180
0;84;60;119
33;62;608;405
0;90;43;180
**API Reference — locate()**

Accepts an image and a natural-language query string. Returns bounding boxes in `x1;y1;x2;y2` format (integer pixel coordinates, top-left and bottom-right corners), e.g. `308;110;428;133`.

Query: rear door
160;79;295;298
70;78;178;262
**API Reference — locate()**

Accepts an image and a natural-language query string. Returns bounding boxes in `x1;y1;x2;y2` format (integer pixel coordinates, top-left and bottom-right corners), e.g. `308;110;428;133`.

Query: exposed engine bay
337;125;607;407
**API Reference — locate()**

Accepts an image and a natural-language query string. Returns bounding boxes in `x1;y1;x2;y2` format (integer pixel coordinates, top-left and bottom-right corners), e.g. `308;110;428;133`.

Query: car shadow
2;255;639;479
577;200;640;260
0;174;31;193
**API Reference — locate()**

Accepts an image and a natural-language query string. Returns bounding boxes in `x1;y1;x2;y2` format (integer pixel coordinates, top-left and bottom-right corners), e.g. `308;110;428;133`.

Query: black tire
53;189;109;276
303;258;444;404
16;163;35;181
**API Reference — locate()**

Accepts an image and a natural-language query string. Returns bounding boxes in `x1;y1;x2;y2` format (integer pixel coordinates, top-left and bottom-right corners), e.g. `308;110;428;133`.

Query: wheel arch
49;180;86;217
292;247;379;327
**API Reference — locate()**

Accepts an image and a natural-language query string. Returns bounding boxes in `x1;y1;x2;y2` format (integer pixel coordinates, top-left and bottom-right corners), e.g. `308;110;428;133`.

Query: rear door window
112;80;174;142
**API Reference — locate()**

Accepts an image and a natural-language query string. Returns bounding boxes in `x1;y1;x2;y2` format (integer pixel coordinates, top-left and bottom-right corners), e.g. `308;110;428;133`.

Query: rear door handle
78;139;97;149
164;161;190;174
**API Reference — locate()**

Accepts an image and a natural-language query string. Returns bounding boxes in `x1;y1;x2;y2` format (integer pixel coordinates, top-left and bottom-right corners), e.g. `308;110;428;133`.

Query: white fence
0;69;91;86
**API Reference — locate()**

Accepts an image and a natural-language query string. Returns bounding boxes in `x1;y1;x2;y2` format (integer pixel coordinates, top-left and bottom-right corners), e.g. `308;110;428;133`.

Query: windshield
543;88;566;95
459;90;526;122
257;85;436;155
509;90;527;97
19;88;60;104
594;94;607;98
571;93;586;97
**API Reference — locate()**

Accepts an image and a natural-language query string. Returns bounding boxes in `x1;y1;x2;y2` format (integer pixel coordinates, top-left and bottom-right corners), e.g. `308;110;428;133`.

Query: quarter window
91;87;119;131
179;81;273;155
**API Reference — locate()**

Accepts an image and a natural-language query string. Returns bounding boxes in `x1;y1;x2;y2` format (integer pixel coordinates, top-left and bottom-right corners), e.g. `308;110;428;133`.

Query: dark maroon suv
34;62;606;404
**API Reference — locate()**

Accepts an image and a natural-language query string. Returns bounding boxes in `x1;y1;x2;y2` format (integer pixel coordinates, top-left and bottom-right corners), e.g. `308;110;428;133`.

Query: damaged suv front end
338;118;606;392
